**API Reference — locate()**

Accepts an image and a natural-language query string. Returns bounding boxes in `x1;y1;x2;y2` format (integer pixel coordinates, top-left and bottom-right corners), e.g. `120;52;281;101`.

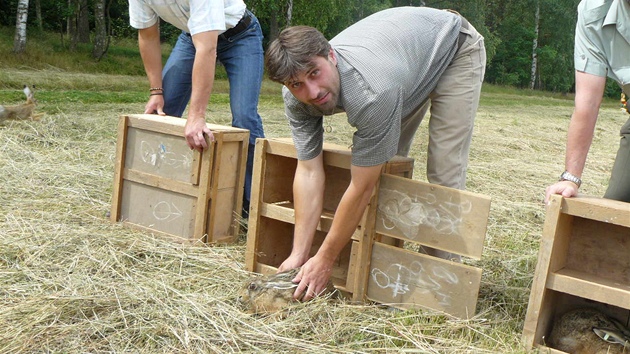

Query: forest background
0;0;624;97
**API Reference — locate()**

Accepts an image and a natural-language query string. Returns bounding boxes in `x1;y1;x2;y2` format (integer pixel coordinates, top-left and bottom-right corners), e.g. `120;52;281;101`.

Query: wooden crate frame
245;138;492;318
110;114;249;243
522;195;630;352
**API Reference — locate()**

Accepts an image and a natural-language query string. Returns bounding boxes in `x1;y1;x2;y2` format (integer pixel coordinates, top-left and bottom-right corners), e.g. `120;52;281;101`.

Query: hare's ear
265;281;298;290
592;327;628;346
609;317;630;338
23;85;32;98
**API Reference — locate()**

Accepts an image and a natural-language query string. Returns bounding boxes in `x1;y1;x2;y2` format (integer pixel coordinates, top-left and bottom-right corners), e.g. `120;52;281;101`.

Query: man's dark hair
265;26;331;84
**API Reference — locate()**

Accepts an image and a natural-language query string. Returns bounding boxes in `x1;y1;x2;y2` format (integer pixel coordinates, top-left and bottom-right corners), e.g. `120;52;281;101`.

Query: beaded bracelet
149;87;163;92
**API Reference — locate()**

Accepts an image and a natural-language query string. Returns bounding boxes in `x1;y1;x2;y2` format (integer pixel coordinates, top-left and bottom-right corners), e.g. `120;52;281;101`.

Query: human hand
184;116;214;151
292;254;334;301
544;180;579;204
277;254;309;273
144;95;165;116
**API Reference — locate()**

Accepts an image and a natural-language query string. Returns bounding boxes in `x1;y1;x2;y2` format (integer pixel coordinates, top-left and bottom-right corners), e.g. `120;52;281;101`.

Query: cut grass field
0;63;626;353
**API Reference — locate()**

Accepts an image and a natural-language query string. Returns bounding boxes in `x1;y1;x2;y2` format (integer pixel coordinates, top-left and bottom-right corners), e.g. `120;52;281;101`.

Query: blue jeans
161;10;265;213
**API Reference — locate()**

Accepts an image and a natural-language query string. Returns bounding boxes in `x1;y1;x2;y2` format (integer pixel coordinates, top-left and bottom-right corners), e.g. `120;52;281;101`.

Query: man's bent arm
278;153;326;271
138;24;165;115
545;71;605;202
565;71;605;177
294;163;384;300
185;30;219;151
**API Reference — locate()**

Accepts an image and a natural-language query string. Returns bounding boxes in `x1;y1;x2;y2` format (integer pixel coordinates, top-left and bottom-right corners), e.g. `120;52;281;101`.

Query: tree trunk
68;0;78;50
286;0;293;27
269;12;279;44
92;0;108;59
78;0;90;43
529;0;540;90
35;0;42;31
13;0;29;54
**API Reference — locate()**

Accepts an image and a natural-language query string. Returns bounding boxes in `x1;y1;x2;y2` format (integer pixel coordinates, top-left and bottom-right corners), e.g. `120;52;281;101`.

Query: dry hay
0;77;627;353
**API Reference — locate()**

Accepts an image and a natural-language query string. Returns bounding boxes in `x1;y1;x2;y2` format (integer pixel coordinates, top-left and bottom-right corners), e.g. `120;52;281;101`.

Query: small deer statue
0;85;43;122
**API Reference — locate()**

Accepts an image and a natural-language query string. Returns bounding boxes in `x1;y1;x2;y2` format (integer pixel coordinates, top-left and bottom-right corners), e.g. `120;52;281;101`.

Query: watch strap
559;171;582;187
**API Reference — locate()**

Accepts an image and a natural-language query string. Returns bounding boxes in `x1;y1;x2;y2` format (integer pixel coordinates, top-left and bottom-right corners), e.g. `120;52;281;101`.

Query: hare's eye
248;283;257;291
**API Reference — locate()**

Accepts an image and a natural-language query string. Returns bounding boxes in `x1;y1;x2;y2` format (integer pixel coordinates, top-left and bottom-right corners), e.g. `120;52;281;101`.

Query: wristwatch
559;171;582;187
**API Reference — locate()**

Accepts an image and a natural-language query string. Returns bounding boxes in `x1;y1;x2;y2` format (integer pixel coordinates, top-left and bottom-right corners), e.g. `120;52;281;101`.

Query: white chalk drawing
378;188;472;239
371;261;459;306
140;141;192;169
152;201;183;222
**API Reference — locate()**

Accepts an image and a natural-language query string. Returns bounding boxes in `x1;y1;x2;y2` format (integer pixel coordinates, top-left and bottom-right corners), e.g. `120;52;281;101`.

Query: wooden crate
245;138;491;318
522;195;630;352
110;114;249;243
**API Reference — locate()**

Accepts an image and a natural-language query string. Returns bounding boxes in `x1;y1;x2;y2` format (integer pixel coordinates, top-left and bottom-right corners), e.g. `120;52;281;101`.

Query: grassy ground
1;31;628;353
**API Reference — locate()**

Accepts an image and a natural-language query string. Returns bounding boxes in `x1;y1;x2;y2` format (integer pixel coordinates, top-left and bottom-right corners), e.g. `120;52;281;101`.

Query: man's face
284;49;340;115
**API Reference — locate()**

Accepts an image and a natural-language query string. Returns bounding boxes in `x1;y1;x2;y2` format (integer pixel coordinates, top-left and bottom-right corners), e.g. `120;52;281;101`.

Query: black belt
221;11;252;39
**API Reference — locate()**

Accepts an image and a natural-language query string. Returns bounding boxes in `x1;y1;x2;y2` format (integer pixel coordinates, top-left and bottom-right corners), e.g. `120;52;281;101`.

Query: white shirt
128;0;246;35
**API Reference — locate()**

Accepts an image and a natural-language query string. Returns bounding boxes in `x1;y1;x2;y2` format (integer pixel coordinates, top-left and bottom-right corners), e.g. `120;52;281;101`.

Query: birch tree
530;0;540;89
13;0;29;54
92;0;108;59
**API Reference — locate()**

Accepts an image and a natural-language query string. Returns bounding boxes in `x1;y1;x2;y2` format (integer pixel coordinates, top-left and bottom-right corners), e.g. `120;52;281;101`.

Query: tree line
1;0;620;95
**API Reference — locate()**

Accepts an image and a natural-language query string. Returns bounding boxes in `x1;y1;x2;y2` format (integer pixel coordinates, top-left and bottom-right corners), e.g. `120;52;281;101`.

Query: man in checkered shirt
265;6;486;299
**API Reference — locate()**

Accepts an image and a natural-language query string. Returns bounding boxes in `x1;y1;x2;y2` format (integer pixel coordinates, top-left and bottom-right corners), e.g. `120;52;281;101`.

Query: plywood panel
565;217;630;284
125;127;198;184
120;180;196;238
367;242;482;318
375;174;490;259
562;196;630;228
208;187;239;242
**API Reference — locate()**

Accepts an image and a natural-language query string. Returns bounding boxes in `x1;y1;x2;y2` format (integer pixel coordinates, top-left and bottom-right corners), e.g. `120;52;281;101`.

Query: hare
0;85;43;122
238;267;337;315
547;308;630;354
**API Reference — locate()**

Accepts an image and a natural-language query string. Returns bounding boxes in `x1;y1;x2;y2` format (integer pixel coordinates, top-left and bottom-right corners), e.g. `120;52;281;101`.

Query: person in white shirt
128;0;266;215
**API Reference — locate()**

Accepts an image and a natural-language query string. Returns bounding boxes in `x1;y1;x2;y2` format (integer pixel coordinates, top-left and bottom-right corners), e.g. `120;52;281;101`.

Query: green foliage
485;17;535;87
0;26;152;76
1;0;623;98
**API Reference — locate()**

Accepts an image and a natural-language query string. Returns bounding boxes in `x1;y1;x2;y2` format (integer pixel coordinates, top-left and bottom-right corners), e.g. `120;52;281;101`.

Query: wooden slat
194;133;216;243
110;115;129;222
127;114;186;136
259;202;363;241
245;138;269;271
547;269;630;310
533;345;568;354
522;194;566;349
367;243;482;319
123;168;198;196
375;174;490;259
561;196;630;228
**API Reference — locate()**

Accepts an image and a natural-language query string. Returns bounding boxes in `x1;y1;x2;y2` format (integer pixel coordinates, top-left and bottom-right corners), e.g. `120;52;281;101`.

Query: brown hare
0;85;43;122
547;308;630;354
238;267;337;316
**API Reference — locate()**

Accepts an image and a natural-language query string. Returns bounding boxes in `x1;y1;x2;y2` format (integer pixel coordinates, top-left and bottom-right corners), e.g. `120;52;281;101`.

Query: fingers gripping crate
245;138;492;318
522;195;630;353
110;114;249;243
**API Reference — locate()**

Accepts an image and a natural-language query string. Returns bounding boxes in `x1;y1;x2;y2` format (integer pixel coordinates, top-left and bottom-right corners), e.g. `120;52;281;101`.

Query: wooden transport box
522;195;630;353
245;138;492;318
110;114;249;243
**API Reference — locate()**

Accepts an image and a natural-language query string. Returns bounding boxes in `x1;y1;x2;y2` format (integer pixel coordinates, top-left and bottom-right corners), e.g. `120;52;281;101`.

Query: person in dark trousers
128;0;266;215
545;0;630;204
